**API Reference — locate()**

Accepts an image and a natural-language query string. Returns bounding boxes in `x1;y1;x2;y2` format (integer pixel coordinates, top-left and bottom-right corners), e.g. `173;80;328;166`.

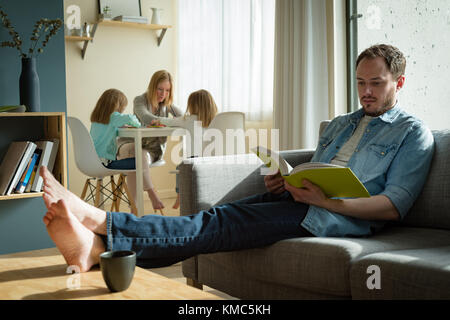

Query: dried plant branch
0;5;62;58
0;6;24;57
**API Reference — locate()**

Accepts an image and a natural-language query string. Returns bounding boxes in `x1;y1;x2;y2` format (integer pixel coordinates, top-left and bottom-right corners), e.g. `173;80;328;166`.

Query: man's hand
284;179;328;207
284;179;400;221
264;170;286;194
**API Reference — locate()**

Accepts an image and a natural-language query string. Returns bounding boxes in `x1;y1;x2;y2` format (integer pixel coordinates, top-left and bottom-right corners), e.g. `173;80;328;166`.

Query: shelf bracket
157;28;167;47
81;23;98;60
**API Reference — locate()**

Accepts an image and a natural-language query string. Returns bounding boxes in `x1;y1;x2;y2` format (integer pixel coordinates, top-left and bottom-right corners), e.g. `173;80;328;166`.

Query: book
46;138;59;172
113;15;149;23
14;154;34;193
30;140;55;192
0;105;26;113
0;141;30;195
24;167;37;193
15;151;40;193
252;146;370;198
5;142;37;195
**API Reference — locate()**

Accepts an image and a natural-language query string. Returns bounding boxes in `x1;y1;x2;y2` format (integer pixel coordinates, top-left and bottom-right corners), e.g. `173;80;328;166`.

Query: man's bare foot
172;194;180;210
40;166;107;235
147;188;165;215
44;199;105;272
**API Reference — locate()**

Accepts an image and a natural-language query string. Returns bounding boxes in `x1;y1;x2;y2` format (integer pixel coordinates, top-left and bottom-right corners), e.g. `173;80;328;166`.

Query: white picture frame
98;0;142;18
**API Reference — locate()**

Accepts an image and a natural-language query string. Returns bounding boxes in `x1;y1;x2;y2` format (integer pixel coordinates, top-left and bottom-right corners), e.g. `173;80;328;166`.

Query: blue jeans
105;158;136;170
102;191;313;268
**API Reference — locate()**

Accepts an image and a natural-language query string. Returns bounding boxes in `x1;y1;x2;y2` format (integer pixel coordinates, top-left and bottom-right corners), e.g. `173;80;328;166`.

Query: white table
117;127;186;216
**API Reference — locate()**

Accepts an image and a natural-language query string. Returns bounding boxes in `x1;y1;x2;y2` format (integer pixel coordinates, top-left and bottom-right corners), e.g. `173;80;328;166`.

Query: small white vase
150;8;162;25
83;23;90;37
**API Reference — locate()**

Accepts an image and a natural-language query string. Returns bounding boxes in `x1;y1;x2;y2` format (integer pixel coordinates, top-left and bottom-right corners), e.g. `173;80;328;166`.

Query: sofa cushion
196;227;450;297
401;130;450;230
350;245;450;299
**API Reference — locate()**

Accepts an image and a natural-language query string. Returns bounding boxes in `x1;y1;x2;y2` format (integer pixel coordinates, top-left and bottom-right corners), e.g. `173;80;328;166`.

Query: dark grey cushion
350;245;450;299
401;130;450;230
195;227;450;297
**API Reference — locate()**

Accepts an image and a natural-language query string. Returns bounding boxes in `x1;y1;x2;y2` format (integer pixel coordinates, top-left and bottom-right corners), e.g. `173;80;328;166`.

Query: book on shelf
112;15;149;23
46;138;59;171
0;105;26;113
14;153;35;194
30;140;57;192
14;150;41;194
252;146;370;198
24;164;38;193
0;141;29;195
2;141;37;196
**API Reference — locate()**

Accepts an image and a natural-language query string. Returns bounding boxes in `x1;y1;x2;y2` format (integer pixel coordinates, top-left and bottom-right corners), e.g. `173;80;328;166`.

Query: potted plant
0;5;62;112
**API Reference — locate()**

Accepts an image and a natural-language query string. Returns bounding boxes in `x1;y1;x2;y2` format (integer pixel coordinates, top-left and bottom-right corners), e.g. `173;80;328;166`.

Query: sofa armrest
178;154;263;216
178;149;316;216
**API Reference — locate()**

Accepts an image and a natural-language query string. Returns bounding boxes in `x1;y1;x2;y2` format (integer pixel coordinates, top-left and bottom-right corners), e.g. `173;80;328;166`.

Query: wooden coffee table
0;248;220;300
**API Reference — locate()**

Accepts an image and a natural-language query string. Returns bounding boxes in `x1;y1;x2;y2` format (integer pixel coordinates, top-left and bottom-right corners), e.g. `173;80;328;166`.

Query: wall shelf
65;36;93;41
64;20;172;59
0;112;67;201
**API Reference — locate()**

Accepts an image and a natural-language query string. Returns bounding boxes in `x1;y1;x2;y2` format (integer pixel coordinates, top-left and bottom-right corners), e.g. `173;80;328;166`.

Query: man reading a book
41;44;434;272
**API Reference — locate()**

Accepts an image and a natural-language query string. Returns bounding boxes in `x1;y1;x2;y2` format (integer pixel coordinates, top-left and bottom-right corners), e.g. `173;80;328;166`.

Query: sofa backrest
401;130;450;230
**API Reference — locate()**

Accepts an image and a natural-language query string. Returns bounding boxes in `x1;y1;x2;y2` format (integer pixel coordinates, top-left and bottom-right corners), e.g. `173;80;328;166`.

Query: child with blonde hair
90;88;165;214
152;89;219;209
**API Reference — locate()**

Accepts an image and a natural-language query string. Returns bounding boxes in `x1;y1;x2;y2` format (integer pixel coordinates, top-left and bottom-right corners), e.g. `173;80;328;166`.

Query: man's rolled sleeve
379;122;434;220
380;184;414;219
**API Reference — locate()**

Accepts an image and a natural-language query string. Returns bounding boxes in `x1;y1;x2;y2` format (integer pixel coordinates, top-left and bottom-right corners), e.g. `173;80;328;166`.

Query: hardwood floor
117;195;237;300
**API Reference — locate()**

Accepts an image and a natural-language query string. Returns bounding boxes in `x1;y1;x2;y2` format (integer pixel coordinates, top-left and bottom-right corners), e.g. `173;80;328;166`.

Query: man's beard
362;92;396;117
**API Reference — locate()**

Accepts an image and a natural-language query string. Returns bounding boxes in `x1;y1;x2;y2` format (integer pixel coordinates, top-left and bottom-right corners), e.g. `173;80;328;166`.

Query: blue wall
0;0;67;253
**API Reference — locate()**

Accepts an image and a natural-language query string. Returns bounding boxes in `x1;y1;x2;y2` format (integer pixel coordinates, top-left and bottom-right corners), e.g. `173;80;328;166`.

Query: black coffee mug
100;250;136;292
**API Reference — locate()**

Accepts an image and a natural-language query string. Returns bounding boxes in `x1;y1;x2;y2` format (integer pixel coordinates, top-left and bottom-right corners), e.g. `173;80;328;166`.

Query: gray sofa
178;124;450;299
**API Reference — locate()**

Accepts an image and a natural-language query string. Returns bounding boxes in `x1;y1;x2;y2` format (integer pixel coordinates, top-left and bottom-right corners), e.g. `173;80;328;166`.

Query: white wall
64;0;178;199
357;0;449;130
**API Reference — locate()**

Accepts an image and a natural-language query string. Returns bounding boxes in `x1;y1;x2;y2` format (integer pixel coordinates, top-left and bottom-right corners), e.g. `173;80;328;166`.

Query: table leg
135;130;144;217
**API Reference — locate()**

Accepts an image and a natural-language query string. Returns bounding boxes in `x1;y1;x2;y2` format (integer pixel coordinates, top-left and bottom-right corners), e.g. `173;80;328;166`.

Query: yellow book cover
252;146;370;198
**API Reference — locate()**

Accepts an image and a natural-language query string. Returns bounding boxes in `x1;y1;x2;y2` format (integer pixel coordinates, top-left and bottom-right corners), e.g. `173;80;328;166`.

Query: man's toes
39;166;48;179
46;207;56;218
56;199;69;212
43;193;54;208
43;215;51;226
43;210;55;226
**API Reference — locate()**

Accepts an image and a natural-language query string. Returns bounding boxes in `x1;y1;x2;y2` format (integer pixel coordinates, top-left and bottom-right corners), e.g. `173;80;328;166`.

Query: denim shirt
301;104;435;237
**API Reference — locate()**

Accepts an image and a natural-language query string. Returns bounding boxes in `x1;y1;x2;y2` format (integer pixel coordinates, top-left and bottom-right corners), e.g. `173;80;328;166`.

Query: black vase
19;57;40;112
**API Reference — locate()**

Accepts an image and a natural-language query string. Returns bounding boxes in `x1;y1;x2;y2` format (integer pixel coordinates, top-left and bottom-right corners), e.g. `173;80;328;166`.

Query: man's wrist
321;198;341;212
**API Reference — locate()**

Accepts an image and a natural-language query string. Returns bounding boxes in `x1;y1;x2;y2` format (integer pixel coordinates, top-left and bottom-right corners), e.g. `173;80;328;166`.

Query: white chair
205;111;246;156
171;111;246;209
175;111;246;159
67;117;165;213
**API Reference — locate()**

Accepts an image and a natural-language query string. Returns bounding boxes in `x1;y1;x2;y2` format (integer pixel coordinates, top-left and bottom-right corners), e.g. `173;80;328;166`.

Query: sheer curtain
177;0;275;121
273;0;330;150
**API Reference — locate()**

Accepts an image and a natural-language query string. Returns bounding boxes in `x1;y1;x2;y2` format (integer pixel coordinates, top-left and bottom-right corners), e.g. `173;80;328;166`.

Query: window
348;0;449;130
177;0;275;121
